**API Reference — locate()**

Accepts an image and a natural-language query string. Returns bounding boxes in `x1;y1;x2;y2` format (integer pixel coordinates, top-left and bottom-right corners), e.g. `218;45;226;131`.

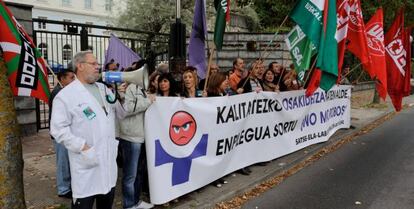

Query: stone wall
5;2;37;136
206;32;292;71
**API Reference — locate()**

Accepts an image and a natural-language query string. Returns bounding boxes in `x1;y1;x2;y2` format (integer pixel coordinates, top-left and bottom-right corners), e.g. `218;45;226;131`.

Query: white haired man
51;51;126;209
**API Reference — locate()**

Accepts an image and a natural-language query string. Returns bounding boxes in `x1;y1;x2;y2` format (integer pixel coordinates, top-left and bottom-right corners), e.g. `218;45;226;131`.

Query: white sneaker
135;200;154;209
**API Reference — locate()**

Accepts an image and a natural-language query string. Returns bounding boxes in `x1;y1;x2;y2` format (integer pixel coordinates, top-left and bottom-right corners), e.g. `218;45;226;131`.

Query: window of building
85;0;92;9
37;16;47;30
62;44;72;61
62;0;71;6
63;19;71;31
105;0;113;11
85;22;93;33
38;43;48;60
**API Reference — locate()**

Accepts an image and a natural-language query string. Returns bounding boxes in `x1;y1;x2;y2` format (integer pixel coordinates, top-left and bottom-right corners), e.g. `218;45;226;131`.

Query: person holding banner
261;69;280;92
257;60;266;80
157;73;178;97
282;68;300;91
206;72;229;97
229;58;246;93
181;66;203;98
269;62;284;90
236;60;263;94
198;63;219;90
205;71;230;186
50;51;126;209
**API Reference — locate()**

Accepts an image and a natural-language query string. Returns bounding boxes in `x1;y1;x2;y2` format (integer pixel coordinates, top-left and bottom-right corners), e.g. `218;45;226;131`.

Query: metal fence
33;19;170;130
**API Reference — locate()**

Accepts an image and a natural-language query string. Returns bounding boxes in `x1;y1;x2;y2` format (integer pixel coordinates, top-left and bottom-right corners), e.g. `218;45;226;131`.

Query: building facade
5;0;122;66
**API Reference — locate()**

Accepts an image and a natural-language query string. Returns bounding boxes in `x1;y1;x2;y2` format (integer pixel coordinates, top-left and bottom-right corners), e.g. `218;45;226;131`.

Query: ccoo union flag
0;1;50;103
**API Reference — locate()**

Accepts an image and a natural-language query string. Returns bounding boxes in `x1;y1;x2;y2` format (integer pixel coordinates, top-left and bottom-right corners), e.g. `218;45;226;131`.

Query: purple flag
188;0;207;79
104;34;141;71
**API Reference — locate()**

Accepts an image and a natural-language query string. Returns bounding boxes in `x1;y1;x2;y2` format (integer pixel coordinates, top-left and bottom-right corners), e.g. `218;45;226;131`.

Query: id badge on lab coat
82;106;96;120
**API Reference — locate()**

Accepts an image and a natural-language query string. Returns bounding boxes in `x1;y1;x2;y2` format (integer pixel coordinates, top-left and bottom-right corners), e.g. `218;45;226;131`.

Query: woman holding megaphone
117;61;156;209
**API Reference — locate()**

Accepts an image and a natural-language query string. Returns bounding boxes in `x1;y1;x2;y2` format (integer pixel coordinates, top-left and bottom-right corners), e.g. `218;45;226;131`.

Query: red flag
363;8;387;100
305;68;322;96
226;0;231;22
346;0;372;76
402;27;411;96
385;9;411;111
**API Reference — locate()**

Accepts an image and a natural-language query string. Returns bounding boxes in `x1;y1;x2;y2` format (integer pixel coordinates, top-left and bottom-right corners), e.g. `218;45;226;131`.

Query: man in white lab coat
51;51;125;209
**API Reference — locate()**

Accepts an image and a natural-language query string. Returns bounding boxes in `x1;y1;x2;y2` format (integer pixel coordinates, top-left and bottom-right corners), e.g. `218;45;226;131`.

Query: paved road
242;107;414;209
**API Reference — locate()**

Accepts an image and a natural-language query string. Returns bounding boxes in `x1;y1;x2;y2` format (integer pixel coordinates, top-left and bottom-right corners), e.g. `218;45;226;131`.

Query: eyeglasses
82;62;100;66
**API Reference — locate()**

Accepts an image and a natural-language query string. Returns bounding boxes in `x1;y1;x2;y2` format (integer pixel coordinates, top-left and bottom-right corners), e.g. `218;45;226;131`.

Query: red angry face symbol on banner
366;22;385;56
169;111;197;146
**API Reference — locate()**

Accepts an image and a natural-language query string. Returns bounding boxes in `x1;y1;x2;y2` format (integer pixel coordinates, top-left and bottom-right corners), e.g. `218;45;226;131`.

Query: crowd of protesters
147;57;302;99
49;50;310;209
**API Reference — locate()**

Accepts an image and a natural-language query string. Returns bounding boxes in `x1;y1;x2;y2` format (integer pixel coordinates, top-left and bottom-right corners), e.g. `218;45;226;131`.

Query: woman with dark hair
157;73;178;97
205;71;230;187
148;71;160;94
262;69;280;92
206;72;229;97
181;66;202;98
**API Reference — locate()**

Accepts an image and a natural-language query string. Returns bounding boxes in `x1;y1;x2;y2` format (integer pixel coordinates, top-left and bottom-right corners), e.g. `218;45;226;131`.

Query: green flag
316;0;338;91
290;0;324;48
289;0;338;91
214;0;229;50
285;25;316;82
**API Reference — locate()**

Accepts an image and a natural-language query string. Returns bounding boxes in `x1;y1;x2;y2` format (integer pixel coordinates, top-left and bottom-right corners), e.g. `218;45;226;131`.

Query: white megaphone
102;64;149;89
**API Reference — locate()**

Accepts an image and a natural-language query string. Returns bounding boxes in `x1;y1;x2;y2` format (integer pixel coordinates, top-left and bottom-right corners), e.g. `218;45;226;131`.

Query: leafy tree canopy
115;0;260;34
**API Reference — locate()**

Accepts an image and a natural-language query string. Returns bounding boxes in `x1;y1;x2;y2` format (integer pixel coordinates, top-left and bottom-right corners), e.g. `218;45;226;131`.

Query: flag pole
44;61;62;88
238;14;288;89
276;65;288;87
259;15;289;61
203;42;216;92
240;15;289;82
302;57;318;87
352;69;366;84
342;63;362;78
240;64;255;90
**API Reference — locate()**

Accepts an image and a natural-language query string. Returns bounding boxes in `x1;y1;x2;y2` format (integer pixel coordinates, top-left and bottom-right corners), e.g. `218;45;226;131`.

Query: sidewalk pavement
22;93;414;209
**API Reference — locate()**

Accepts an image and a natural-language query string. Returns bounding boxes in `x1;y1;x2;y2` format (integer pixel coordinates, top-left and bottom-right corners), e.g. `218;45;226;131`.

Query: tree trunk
0;56;26;208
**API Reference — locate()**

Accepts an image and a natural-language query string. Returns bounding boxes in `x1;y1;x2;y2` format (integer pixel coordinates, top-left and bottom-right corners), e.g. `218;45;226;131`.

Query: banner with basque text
145;86;351;204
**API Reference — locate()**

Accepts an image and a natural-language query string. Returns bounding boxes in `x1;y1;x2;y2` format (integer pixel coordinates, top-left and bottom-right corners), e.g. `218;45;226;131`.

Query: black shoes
238;167;252;175
58;191;72;199
257;161;270;166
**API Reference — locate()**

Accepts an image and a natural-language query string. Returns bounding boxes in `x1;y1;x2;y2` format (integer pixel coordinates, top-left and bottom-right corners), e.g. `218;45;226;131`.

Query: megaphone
102;64;149;89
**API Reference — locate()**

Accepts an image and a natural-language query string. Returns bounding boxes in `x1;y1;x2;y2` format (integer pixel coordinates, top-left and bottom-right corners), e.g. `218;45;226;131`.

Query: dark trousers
72;187;115;209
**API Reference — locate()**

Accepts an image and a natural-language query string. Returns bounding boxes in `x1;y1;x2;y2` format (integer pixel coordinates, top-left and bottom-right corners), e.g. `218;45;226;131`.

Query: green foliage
115;0;261;34
230;1;261;31
115;0;193;33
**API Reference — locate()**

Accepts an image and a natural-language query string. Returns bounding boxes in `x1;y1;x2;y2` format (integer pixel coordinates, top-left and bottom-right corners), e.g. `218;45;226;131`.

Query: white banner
145;86;351;204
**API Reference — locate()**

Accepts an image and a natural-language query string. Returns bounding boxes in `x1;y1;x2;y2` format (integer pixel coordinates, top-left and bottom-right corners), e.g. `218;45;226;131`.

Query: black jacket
237;77;263;93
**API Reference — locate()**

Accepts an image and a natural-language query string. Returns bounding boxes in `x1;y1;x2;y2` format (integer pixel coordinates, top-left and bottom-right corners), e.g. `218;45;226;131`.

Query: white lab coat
50;79;125;198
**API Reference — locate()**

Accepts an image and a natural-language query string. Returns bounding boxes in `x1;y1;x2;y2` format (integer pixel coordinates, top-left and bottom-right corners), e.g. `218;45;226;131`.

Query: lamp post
168;0;186;80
